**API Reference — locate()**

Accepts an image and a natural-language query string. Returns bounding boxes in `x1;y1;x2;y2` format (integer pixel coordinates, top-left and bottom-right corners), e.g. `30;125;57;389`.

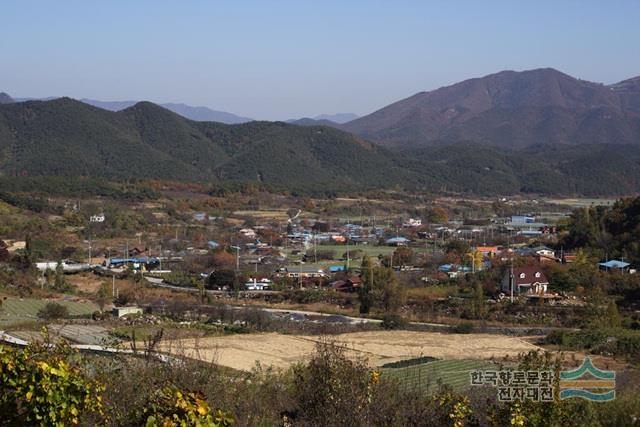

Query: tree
96;284;110;312
208;269;236;290
358;255;375;314
467;250;484;272
37;302;69;320
391;247;414;267
425;207;448;224
54;261;66;289
606;299;622;328
471;282;486;319
212;251;236;269
381;272;405;313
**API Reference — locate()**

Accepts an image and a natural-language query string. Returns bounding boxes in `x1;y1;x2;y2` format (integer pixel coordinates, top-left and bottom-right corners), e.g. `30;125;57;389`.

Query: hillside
342;68;640;148
0;98;412;192
0;97;639;196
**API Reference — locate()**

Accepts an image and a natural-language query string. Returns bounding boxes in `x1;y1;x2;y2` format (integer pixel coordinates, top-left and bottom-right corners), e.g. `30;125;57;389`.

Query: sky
2;1;640;120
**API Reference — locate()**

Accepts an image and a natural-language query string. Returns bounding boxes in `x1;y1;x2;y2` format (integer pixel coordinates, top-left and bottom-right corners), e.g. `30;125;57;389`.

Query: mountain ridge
342;68;640;148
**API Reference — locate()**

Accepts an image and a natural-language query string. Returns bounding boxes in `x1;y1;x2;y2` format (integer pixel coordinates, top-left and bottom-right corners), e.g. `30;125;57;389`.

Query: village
1;187;639;426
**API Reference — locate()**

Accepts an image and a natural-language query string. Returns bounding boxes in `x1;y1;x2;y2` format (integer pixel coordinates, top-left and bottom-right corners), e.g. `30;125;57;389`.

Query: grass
381;359;497;392
0;297;98;326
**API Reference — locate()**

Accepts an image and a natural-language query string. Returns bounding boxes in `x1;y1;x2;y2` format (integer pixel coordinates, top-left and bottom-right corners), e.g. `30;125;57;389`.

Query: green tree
54;261;65;289
471;282;486;319
606;299;622;328
358;255;375;314
38;302;69;320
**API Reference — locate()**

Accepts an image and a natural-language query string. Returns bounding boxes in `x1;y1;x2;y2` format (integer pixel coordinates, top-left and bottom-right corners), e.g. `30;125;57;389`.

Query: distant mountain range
2;94;253;124
341;68;640;148
1;96;640;195
0;93;14;104
287;113;359;126
80;99;253;124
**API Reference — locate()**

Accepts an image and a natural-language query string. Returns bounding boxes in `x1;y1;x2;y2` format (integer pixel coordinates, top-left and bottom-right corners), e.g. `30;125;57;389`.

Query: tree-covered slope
1;97;639;196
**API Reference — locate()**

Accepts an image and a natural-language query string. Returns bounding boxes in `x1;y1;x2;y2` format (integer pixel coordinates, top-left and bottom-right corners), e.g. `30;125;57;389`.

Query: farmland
0;297;98;326
158;330;540;371
382;359;498;392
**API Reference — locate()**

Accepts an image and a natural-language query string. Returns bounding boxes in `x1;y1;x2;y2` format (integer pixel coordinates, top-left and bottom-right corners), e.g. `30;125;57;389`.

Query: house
112;306;143;317
386;237;410;246
328;265;346;273
239;228;257;238
599;260;632;273
402;218;422;227
511;215;535;224
531;245;555;258
244;278;272;290
277;265;328;279
476;246;500;257
330;275;360;292
501;267;549;295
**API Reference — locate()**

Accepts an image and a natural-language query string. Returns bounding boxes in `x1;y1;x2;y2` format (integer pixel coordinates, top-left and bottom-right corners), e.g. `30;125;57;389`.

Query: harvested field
159;330;540;371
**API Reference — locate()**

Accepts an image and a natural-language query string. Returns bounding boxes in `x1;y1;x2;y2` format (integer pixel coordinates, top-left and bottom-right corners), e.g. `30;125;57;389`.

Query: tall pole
346;237;350;270
510;256;514;303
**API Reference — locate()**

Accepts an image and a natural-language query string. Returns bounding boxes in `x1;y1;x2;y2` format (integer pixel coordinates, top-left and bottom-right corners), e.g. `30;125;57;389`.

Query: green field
381;359;497;392
0;298;98;326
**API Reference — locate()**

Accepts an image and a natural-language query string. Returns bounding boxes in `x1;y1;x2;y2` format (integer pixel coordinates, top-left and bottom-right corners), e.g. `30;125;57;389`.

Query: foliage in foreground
2;339;640;426
0;343;104;426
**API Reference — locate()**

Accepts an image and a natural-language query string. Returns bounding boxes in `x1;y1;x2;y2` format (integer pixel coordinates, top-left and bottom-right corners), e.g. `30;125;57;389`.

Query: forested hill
0;98;416;191
0;97;639;196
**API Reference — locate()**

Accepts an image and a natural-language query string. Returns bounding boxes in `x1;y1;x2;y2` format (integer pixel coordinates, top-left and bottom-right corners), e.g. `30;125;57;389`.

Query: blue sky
2;1;639;120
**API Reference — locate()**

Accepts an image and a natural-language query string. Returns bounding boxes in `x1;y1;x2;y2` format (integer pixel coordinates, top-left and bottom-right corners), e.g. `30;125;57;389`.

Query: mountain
160;103;252;124
0;93;14;104
313;113;358;124
1;97;640;196
286;117;341;127
0;98;413;192
80;99;252;124
286;113;359;127
343;68;640;148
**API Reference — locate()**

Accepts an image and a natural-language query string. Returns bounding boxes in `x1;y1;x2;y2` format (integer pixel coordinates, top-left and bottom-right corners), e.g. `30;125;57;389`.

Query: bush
0;344;104;425
380;313;408;330
451;322;474;334
143;386;234;427
37;302;69;320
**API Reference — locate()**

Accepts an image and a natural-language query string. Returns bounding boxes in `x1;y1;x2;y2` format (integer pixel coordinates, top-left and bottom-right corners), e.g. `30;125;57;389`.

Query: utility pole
346;237;350;271
510;255;514;303
231;245;240;272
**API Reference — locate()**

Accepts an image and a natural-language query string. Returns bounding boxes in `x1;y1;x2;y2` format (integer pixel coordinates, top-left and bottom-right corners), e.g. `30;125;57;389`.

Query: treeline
561;196;640;266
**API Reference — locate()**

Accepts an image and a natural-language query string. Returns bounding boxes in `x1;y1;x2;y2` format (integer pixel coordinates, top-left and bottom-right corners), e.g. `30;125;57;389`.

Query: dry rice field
159;330;540;371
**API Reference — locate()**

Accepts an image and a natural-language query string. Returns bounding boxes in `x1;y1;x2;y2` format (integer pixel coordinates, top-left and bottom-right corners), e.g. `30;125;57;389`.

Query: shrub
451;322;474;334
144;386;234;427
0;344;104;425
37;302;69;320
380;313;408;330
